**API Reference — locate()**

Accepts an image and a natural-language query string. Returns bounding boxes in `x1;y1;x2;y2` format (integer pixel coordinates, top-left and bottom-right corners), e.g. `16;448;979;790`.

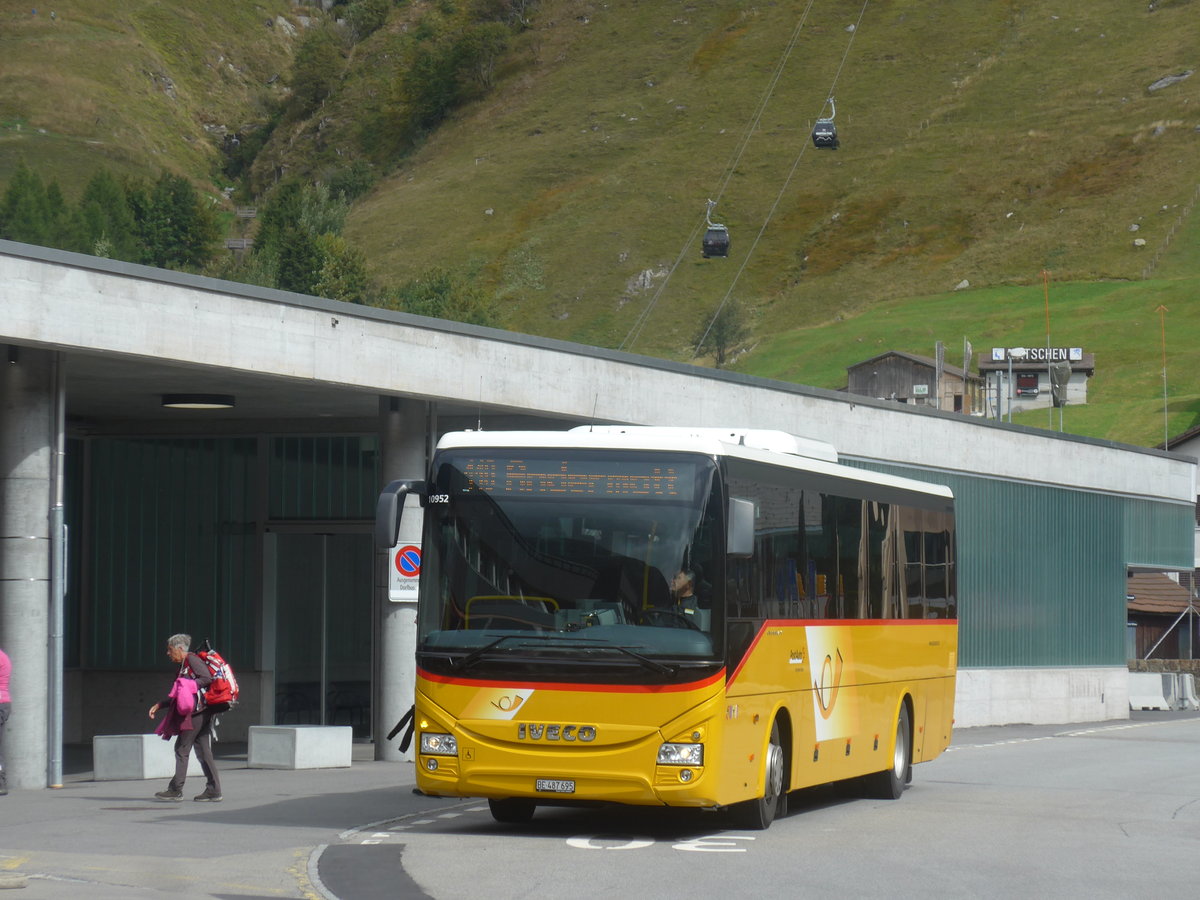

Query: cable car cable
696;0;873;360
619;1;817;352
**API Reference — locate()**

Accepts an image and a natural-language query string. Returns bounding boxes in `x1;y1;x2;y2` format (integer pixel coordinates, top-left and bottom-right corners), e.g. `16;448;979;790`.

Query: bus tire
732;719;787;830
488;797;536;824
865;702;911;800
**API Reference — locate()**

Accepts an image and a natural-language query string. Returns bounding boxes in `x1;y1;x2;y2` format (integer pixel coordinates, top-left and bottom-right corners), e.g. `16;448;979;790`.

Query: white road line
947;717;1194;752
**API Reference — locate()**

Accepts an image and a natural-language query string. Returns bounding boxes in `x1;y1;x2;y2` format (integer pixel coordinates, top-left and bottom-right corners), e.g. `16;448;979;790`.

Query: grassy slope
744;270;1200;446
0;0;297;194
343;0;1199;447
347;3;1196;320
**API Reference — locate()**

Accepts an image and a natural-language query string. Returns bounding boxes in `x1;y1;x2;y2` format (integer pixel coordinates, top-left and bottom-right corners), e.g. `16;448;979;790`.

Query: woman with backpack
148;633;223;802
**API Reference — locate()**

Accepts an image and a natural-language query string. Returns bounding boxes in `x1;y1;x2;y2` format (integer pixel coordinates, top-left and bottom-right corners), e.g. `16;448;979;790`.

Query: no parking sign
389;543;422;602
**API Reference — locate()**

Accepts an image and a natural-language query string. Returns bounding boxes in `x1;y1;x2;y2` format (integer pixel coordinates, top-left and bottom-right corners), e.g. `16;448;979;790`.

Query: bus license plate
536;778;575;794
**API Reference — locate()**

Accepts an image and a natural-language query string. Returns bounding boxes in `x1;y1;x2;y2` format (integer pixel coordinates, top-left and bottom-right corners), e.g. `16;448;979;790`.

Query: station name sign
991;347;1083;362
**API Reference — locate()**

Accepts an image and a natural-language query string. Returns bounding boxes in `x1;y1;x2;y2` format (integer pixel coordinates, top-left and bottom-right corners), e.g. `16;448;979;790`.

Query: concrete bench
248;725;353;769
93;734;202;781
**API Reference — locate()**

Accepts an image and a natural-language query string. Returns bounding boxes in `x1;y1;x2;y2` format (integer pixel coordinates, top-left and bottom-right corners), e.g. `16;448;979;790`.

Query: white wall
954;667;1130;727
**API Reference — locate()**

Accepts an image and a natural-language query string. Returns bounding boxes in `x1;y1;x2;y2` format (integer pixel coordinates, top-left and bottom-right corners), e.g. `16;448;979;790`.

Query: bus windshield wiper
453;634;549;671
601;644;675;675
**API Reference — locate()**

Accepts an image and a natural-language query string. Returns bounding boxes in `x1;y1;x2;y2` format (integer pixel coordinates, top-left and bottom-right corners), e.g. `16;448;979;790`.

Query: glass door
271;531;374;738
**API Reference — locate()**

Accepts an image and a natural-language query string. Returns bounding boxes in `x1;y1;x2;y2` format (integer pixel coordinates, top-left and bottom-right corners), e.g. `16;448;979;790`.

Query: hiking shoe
193;789;223;802
154;788;183;801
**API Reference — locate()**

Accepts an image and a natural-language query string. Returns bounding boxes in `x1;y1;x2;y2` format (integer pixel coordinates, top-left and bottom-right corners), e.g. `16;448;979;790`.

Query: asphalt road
322;712;1200;900
2;712;1197;899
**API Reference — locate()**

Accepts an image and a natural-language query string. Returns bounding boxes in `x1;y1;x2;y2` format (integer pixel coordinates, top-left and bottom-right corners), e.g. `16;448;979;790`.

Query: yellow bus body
415;619;956;808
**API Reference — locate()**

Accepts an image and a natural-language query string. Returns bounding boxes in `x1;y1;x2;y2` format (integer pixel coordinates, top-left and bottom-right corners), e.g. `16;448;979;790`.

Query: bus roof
434;427;954;502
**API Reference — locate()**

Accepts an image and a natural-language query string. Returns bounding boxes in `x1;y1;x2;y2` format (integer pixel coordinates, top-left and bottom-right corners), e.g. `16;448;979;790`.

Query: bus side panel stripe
726;622;770;686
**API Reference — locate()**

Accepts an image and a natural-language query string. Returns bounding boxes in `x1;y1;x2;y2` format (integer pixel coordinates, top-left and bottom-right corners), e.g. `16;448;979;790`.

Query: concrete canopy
1;239;1197;789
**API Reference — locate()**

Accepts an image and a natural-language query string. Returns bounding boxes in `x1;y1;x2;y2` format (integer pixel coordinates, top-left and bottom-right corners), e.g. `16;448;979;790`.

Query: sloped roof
1127;572;1195;615
847;350;972;379
1158;422;1200;452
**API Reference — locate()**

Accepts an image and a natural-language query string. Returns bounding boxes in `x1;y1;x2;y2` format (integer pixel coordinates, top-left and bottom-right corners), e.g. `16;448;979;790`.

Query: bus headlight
657;742;703;765
421;732;458;756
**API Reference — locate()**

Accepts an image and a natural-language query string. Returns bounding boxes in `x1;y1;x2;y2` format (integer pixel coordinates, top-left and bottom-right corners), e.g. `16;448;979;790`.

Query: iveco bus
376;426;957;828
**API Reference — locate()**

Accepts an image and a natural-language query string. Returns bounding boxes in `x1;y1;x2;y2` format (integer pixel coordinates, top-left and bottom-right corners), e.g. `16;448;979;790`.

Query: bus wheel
732;719;786;830
865;703;911;800
488;798;536;824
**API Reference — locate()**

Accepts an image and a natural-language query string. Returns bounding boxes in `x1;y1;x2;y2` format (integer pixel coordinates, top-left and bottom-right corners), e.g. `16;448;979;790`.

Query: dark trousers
170;708;220;794
0;701;9;791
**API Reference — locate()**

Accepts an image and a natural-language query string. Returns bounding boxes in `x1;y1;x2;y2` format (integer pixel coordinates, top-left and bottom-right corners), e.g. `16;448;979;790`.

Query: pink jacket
155;676;198;739
0;648;10;704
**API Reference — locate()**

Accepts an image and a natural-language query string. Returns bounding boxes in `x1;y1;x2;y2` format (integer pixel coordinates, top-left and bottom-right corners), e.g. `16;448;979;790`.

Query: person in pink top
0;647;10;796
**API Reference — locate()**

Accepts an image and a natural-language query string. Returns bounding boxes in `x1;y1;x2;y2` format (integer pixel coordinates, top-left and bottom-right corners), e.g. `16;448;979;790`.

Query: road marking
947;717;1196;752
566;836;655;851
566;833;757;853
673;835;756;853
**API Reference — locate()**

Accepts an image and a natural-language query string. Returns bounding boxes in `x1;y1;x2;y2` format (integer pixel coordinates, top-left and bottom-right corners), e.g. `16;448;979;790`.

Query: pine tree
133;173;219;270
276;224;321;294
44;180;88;253
0;160;51;246
79;170;138;261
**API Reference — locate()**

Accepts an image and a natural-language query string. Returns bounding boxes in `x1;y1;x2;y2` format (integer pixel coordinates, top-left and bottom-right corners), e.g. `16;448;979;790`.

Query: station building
978;346;1096;419
1;240;1194;789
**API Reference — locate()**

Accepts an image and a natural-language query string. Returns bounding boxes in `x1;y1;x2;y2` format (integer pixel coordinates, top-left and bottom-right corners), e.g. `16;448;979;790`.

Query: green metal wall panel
850;461;1193;668
65;437;84;667
86;437;257;669
81;434;380;670
269;435;379;520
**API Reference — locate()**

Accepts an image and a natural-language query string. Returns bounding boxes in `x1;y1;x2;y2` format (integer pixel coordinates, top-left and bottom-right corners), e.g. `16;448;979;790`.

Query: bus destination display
455;456;693;500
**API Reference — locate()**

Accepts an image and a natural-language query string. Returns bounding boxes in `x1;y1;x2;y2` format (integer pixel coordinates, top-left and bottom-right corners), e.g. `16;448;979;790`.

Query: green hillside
0;1;297;194
2;0;1198;447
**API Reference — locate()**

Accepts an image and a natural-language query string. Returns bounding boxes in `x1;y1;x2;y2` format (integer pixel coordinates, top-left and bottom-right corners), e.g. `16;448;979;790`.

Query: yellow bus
376;426;957;828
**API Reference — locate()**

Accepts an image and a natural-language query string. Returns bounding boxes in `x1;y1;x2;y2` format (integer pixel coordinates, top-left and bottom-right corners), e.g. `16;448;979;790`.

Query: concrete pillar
0;346;53;789
376;397;431;761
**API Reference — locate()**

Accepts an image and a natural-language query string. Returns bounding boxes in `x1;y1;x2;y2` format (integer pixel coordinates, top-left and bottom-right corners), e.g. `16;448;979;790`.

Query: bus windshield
417;449;723;679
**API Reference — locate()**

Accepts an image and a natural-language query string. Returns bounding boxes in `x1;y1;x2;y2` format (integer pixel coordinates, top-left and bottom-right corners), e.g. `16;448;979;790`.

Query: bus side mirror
375;479;426;548
727;497;755;558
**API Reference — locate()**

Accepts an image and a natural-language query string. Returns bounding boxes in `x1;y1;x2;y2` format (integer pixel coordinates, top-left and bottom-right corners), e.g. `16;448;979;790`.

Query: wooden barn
845;350;983;414
1127;571;1197;661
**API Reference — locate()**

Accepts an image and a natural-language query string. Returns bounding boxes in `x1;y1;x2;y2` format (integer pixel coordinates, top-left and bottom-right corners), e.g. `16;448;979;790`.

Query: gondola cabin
702;224;730;258
812;119;839;150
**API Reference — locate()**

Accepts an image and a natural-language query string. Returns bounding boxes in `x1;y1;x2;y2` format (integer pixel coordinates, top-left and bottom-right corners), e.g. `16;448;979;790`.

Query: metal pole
319;534;328;725
1143;603;1192;660
1043;270;1053;429
1007;355;1013;423
1157;305;1169;446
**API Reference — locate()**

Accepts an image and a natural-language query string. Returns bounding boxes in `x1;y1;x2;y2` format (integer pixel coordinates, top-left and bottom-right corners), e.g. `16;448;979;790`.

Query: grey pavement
1;712;1197;899
0;742;443;899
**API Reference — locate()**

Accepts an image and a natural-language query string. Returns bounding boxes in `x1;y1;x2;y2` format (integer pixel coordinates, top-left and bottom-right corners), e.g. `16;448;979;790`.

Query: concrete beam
1;242;1193;506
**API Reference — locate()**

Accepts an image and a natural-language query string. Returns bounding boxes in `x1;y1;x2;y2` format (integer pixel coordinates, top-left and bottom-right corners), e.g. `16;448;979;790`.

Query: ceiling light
161;393;235;410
